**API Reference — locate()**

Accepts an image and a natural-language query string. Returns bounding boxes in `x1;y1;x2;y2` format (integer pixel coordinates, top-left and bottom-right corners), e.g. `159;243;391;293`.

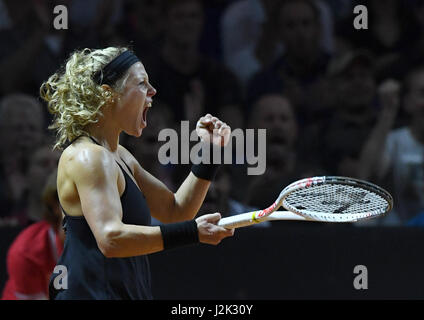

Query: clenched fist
196;114;231;147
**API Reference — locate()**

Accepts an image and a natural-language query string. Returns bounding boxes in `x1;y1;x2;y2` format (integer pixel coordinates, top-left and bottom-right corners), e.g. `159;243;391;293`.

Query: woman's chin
135;128;143;137
125;128;143;138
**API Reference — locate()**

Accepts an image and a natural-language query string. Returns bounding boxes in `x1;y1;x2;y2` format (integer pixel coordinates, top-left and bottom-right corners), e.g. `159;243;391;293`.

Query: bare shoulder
118;144;139;170
60;139;118;184
118;144;135;161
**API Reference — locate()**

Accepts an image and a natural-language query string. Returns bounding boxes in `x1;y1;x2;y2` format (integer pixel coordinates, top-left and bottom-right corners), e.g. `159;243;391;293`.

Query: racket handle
218;211;308;229
218;212;258;229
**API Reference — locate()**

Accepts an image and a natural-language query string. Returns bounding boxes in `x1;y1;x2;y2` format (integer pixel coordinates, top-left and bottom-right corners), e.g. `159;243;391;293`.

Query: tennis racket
218;176;393;229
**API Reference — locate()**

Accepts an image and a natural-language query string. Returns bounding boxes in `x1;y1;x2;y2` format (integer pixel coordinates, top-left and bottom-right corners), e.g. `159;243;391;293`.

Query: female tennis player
40;47;234;300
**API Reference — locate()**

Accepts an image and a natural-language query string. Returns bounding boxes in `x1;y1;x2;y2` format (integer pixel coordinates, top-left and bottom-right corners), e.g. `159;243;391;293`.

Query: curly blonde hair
40;47;131;150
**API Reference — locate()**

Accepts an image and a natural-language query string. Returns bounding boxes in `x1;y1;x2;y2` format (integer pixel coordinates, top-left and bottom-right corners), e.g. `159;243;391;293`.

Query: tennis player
40;47;234;300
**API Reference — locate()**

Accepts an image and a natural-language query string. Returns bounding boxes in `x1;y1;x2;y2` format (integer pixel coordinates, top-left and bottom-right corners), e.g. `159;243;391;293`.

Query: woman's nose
148;84;157;97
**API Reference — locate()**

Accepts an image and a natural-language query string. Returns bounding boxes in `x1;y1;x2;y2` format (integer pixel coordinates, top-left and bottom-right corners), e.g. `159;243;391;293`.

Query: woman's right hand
196;213;234;245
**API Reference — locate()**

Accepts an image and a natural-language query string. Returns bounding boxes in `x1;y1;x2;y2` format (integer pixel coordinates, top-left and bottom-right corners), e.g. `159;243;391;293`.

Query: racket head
281;176;393;222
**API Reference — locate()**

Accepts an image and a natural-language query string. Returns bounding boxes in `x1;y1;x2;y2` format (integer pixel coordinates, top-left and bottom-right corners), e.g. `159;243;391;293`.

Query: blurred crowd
1;0;424;229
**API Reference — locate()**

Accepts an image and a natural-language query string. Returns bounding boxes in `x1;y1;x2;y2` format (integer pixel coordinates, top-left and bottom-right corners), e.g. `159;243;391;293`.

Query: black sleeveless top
49;137;152;300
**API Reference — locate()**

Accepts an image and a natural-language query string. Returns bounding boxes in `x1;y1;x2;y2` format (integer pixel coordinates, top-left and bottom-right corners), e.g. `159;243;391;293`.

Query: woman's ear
101;84;116;104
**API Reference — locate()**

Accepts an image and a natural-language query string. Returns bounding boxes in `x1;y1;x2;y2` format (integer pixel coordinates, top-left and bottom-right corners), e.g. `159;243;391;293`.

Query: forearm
173;172;211;221
100;223;164;258
357;118;393;180
100;219;202;257
358;79;400;180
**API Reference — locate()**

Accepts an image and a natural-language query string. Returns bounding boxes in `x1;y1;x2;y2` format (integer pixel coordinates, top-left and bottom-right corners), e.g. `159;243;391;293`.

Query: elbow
97;224;123;258
98;242;116;258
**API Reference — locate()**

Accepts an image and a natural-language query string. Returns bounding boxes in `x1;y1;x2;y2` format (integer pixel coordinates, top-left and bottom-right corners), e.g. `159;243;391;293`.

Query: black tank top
49;137;152;300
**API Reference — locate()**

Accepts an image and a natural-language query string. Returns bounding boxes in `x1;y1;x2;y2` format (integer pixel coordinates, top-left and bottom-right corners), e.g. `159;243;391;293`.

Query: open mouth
142;107;148;123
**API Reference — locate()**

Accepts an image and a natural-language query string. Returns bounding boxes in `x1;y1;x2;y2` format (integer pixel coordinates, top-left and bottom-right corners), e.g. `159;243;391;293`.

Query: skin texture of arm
118;113;231;224
62;144;164;258
59;140;233;258
119;145;211;223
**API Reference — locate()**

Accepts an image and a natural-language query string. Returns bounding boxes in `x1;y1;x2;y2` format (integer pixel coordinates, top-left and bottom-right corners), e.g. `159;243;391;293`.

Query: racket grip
218;212;260;229
218;211;309;229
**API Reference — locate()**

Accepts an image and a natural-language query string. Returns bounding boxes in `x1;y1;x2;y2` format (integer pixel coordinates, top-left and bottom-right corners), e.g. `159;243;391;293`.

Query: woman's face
114;62;157;137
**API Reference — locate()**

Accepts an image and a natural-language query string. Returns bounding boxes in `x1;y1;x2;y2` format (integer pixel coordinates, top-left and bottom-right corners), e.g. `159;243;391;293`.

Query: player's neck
86;120;120;153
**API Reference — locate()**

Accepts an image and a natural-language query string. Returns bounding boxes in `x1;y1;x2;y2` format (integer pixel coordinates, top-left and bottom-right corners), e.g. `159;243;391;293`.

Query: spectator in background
146;0;241;124
335;0;416;81
319;50;377;178
66;0;125;49
0;0;69;96
220;0;283;87
221;0;334;88
356;68;424;226
117;0;164;61
24;145;61;224
247;0;332;129
2;170;64;300
380;1;424;82
0;94;45;226
243;93;322;209
1;145;59;227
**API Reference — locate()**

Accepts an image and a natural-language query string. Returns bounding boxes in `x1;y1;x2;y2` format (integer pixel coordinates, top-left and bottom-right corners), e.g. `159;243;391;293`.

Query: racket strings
284;184;388;215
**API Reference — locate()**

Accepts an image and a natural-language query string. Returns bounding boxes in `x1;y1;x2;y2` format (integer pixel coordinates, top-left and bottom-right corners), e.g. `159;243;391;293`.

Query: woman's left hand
196;114;231;147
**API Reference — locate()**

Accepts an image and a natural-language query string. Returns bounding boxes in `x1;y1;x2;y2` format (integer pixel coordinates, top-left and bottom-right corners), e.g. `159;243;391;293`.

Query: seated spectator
25;145;61;224
356;67;424;226
0;0;69;96
335;0;416;81
246;0;333;129
221;0;335;87
2;170;64;300
220;0;283;87
242;93;323;209
0;94;46;226
117;0;164;61
377;1;424;83
65;0;127;49
319;50;378;177
145;0;242;124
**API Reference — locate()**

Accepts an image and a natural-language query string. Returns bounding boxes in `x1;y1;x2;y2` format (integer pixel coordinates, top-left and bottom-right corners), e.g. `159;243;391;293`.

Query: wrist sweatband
160;220;199;250
191;162;221;181
191;142;223;181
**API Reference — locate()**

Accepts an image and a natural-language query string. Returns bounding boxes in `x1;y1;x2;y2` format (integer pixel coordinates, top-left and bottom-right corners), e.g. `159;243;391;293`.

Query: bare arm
127;114;231;223
130;163;211;223
68;145;232;258
357;79;400;180
68;147;163;257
